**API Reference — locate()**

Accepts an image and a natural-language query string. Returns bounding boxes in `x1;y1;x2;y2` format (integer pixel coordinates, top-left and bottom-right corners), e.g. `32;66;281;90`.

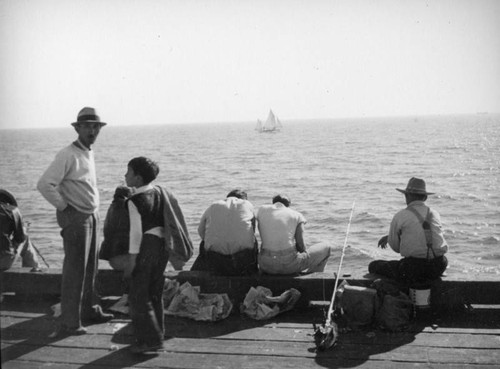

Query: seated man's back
257;194;330;275
193;189;257;276
257;202;304;252
201;197;255;254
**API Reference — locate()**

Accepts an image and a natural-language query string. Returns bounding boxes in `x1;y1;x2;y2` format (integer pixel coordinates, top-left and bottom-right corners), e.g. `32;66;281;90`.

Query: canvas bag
339;284;379;328
371;279;413;332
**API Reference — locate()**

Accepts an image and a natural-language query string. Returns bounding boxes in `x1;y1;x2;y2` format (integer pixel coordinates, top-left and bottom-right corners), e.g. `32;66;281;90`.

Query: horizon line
1;112;499;131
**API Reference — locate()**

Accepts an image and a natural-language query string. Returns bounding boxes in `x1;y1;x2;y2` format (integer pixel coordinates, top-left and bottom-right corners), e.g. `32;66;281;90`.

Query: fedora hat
0;189;18;207
396;177;434;195
71;107;107;127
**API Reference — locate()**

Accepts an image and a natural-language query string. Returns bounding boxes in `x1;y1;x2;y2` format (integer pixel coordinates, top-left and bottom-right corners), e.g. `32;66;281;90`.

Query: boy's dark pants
129;234;168;345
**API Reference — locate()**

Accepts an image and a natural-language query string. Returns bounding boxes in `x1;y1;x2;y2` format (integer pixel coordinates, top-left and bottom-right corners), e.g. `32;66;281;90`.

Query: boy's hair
127;157;159;185
226;189;247;200
272;194;291;207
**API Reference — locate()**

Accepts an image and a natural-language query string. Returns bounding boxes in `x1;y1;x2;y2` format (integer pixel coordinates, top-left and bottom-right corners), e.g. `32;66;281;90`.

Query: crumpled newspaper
163;279;233;321
240;286;301;320
108;294;129;315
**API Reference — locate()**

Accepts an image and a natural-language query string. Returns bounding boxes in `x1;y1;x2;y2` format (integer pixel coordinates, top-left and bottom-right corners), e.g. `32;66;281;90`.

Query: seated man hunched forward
257;194;331;275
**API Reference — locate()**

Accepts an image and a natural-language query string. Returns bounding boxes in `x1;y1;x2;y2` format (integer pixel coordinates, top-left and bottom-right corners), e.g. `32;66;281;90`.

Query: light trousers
57;205;100;328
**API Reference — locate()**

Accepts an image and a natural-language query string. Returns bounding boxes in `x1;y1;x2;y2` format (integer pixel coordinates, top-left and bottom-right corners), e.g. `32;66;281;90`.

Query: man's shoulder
289;208;306;222
132;186;159;198
256;204;274;215
205;199;227;211
211;199;228;205
392;207;412;221
53;142;79;158
210;198;252;212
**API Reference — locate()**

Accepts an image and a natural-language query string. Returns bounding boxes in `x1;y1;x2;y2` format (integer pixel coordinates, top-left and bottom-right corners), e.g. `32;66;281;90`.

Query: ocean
1;114;499;279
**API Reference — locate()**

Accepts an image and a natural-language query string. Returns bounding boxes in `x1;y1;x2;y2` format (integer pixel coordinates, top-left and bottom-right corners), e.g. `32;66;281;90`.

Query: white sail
258;110;282;132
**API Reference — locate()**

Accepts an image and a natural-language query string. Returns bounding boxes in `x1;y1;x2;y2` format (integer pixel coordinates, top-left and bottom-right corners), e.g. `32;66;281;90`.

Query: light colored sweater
37;141;99;214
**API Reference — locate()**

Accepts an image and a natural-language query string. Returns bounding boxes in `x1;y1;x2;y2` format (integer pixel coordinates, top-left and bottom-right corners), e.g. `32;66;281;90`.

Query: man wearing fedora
369;177;449;285
37;107;113;337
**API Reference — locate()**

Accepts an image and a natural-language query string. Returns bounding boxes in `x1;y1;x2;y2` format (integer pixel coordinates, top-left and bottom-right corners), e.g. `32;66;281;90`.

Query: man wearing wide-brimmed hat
368;177;449;285
37;107;113;337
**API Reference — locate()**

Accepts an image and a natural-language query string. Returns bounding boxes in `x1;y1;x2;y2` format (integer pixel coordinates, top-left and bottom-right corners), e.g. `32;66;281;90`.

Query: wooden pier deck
2;268;500;368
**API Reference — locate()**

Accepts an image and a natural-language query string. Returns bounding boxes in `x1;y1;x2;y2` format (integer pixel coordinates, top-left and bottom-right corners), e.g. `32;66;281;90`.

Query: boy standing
124;157;192;354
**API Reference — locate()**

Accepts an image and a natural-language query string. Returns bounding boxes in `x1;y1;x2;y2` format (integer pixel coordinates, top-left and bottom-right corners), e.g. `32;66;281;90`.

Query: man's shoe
129;342;164;354
49;325;87;338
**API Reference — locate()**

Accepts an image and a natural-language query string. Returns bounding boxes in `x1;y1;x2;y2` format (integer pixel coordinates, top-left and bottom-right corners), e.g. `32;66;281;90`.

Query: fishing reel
313;321;339;351
313;303;343;351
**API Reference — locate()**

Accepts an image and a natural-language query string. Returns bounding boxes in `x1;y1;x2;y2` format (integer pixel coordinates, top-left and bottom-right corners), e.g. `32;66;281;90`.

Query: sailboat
255;110;283;133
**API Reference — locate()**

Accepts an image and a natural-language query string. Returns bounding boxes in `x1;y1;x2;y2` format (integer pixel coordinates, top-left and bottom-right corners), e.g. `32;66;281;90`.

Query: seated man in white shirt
191;189;258;276
257;194;331;275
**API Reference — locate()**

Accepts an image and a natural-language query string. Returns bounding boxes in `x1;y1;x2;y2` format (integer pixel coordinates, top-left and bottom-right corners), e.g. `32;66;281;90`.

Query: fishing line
314;201;355;351
325;201;355;327
26;221;50;269
30;241;51;269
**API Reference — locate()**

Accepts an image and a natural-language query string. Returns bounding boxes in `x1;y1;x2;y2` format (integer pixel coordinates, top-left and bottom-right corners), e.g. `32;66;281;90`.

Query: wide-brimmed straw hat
71;107;107;127
396;177;434;195
0;189;18;207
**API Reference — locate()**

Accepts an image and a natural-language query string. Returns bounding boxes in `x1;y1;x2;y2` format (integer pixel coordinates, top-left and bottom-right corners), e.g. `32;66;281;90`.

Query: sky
1;0;499;129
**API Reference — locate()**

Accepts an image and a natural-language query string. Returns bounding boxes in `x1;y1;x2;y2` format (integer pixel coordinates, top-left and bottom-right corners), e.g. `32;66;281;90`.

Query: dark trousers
129;234;168;345
191;241;258;276
56;206;100;329
368;256;448;285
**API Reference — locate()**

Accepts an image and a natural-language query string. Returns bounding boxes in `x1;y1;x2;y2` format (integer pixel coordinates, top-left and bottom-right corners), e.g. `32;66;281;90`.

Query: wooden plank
3;268;500;304
3;326;500;350
3;360;494;369
2;293;500;369
2;310;500;358
4;348;497;369
3;308;500;340
2;336;500;366
3;301;500;368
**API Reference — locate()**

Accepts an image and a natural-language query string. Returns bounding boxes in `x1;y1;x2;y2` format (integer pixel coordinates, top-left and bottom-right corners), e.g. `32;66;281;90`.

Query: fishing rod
314;201;355;351
30;240;51;269
26;221;50;269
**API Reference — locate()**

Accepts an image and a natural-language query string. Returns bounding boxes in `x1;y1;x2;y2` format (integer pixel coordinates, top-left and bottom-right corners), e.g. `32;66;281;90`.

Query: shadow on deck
2;292;500;369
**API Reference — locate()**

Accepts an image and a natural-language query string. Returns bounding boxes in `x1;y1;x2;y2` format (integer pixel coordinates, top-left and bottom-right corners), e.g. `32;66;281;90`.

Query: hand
378;235;388;249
